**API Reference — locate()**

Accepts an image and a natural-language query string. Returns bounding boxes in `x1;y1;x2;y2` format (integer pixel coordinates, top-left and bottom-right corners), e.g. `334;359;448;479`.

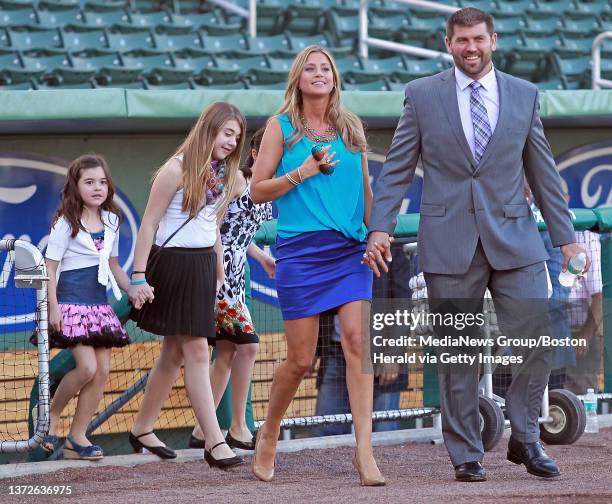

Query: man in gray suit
365;8;589;482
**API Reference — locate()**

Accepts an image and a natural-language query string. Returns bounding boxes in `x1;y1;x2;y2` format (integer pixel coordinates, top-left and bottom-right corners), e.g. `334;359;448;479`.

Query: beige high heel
352;450;386;487
252;429;276;482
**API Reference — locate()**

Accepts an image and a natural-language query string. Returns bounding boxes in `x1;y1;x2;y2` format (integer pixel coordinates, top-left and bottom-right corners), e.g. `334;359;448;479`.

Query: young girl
43;154;132;460
128;102;246;469
190;128;274;450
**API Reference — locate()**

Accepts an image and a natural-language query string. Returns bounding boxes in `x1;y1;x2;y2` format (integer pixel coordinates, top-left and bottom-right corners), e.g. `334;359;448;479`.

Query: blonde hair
156;102;247;219
278;45;367;153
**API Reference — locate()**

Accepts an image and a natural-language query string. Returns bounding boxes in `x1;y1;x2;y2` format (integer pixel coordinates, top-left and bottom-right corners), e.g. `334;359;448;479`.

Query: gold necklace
300;114;337;143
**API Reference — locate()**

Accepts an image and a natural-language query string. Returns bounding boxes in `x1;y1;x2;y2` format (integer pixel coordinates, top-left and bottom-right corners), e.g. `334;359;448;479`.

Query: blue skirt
275;230;373;320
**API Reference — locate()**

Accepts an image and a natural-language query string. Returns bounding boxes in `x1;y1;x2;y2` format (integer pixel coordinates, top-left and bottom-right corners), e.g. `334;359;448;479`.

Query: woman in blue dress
250;45;385;486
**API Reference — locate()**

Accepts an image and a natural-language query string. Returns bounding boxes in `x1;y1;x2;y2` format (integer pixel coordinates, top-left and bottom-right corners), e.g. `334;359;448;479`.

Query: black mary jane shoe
507;437;560;478
188;434;206;449
129;431;177;459
204;441;245;470
454;461;487;482
225;430;255;451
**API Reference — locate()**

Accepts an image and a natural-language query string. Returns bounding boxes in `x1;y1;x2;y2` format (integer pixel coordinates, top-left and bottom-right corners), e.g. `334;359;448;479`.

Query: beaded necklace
300;114;337;143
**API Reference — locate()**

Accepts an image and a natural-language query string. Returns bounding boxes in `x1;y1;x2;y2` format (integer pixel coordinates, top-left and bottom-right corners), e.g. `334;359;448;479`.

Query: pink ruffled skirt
49;303;130;349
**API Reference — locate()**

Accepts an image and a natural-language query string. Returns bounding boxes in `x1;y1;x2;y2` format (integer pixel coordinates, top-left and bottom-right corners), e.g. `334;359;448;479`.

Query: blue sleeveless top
275;114;367;242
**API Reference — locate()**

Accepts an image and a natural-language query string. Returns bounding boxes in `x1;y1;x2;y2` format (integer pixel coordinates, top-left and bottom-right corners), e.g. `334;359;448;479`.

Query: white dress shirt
455;65;500;160
46;210;122;300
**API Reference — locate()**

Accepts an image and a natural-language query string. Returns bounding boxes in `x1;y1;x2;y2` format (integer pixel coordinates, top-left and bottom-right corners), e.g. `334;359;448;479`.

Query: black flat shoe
454;461;487;482
204;441;244;470
129;431;177;459
189;434;206;449
507;437;560;478
225;430;255;451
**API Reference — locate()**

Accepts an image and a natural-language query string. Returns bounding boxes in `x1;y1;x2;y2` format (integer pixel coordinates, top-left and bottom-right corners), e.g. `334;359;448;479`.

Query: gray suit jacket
369;68;575;274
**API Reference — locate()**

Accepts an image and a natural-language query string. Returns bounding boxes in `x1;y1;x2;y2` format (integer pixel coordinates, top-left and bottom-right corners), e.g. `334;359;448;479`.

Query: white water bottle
584;388;599;433
559;252;586;287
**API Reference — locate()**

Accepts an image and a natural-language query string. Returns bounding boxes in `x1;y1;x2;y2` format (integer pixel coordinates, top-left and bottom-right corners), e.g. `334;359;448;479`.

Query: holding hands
362;231;394;277
128;278;154;310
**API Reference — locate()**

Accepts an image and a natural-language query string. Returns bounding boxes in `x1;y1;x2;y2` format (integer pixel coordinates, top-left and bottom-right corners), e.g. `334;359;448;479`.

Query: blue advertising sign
556;141;612;209
0;153;140;331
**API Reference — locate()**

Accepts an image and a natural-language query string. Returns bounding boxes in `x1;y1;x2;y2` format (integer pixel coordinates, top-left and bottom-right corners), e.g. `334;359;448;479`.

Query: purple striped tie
469;81;492;163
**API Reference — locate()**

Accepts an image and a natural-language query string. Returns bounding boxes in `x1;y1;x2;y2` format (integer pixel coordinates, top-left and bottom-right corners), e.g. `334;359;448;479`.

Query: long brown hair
241;127;265;180
52;154;122;238
158;102;247;218
278;45;367;153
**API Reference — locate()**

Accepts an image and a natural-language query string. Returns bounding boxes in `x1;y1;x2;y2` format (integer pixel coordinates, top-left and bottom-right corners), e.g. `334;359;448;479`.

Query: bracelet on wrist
130;279;148;285
285;172;300;187
131;271;146;278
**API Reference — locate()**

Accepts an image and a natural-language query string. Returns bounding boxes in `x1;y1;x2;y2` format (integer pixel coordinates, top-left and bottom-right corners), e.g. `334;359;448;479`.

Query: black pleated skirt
129;245;216;338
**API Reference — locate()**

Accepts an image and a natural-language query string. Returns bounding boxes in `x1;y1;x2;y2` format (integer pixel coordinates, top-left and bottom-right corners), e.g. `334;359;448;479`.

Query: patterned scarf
206;160;226;206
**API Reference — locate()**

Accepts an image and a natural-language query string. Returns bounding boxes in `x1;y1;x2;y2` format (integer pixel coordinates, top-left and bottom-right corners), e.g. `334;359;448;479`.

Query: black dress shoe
129;431;177;459
225;430;255;451
188;434;205;449
204;441;245;470
507;437;560;478
454;461;487;482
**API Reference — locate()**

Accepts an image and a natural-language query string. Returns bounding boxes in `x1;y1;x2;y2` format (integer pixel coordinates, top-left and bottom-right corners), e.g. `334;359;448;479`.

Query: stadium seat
285;0;339;35
394;57;451;81
460;0;499;11
334;55;363;74
0;7;37;27
287;33;333;53
247;66;287;84
221;54;269;74
494;0;536;14
0;50;43;83
572;0;611;17
61;28;107;51
387;80;407;91
121;51;174;73
266;55;293;72
127;11;172;29
551;52;591;87
257;0;287;35
153;32;202;52
7;28;62;51
524;15;563;34
326;12;359;48
201;33;247;54
172;52;215;73
528;0;574;14
368;14;410;39
561;17;601;35
94;66;145;87
247;34;291;55
494;16;527;34
36;7;85;28
81;6;129;29
70;49;123;72
559;33;595;57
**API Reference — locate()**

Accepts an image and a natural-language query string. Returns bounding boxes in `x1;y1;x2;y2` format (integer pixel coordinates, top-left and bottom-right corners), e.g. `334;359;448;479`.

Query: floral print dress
215;183;272;344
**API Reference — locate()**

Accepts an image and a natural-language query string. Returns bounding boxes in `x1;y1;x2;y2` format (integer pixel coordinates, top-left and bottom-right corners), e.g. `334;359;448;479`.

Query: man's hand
363;231;394;277
560;243;591;274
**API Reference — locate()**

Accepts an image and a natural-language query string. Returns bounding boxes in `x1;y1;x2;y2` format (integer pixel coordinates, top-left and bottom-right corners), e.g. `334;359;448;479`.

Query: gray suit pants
425;241;550;467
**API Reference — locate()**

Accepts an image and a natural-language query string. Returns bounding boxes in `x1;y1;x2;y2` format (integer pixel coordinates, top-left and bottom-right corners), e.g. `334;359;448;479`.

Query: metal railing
0;239;50;453
209;0;257;38
591;31;612;89
358;0;456;60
